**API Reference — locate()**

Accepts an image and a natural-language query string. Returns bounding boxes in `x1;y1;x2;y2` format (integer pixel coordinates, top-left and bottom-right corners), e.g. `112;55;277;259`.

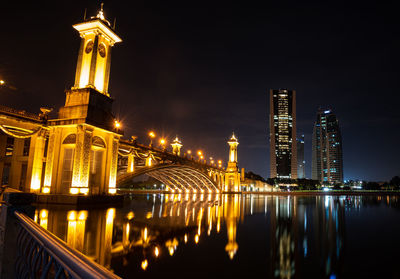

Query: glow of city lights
197;150;202;156
40;209;48;219
114;120;121;128
148;131;155;138
184;234;188;243
194;234;199;244
168;247;174;256
77;211;88;220
187;150;192;154
126;211;134;220
154;246;160;257
141;259;148;270
42;187;50;194
143;227;148;242
70;187;79;195
0;80;4;85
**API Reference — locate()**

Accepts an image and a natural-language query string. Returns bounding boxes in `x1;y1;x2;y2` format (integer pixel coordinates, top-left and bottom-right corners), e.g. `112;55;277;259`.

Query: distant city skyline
1;1;400;181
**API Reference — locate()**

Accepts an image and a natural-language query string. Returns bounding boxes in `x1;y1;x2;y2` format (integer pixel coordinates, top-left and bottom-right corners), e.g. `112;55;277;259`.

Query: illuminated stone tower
224;133;241;192
42;5;122;195
72;4;121;95
171;136;182;156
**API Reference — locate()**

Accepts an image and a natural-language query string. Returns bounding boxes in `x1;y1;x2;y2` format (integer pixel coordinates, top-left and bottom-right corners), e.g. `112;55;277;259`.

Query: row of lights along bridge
114;121;224;169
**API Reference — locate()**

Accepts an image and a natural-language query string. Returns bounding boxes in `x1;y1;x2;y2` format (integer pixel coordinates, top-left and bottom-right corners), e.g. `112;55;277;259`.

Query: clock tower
73;4;122;95
42;5;122;196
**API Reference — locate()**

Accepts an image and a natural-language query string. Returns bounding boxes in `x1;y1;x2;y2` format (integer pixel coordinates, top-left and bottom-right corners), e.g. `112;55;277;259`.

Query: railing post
0;192;36;278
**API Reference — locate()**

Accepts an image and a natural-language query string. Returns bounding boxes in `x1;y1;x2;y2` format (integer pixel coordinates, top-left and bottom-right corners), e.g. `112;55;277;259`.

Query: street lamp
148;131;155;147
0;80;4;85
160;138;166;150
114;120;121;133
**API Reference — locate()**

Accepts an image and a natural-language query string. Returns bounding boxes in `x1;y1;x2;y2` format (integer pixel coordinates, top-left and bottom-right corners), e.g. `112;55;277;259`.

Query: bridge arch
116;164;220;192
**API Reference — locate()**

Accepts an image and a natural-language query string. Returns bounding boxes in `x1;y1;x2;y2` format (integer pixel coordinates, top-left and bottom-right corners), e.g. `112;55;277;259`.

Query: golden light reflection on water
32;194;400;277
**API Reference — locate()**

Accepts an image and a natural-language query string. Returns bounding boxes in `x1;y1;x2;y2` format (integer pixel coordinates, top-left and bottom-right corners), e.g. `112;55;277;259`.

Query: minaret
224;133;241;192
171;136;183;156
72;4;122;95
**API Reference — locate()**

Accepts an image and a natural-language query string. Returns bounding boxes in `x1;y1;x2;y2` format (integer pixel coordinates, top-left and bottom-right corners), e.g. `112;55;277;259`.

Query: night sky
1;1;400;181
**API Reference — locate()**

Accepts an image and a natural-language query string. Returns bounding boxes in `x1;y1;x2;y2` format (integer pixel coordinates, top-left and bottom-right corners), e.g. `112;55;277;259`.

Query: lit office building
311;109;343;184
269;89;297;179
297;135;305;179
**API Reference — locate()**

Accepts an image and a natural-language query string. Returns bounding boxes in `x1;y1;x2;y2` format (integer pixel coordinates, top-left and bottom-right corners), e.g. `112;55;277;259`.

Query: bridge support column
145;154;152;167
127;153;135;173
43;128;58;194
28;131;46;194
107;136;119;194
70;125;93;195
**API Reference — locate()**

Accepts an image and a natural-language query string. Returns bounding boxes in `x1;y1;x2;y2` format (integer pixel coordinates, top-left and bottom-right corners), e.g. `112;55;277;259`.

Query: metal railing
14;211;121;279
0;104;43;122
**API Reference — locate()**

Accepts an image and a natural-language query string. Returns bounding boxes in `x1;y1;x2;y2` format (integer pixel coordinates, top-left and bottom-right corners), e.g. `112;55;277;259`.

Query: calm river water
34;194;400;278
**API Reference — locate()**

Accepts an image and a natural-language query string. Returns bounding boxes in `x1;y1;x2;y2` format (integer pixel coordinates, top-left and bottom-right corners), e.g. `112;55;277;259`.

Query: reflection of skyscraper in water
270;196;298;279
312;196;345;277
224;194;241;259
270;196;345;278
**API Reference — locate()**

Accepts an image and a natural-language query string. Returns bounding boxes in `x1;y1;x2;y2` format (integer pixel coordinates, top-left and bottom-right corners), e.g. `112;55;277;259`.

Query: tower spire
97;3;105;21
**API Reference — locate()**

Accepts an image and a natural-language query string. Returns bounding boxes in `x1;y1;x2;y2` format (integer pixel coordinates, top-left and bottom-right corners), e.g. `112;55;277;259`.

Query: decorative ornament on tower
171;136;183;156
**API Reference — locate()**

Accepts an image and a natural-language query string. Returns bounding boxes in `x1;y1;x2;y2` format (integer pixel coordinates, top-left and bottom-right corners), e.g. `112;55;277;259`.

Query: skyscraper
311;109;343;184
297;135;305;179
269;89;297;179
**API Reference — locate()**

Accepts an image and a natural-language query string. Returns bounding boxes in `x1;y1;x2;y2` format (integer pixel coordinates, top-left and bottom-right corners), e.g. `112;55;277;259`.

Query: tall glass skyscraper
269;89;297;179
297;135;305;179
311;109;343;184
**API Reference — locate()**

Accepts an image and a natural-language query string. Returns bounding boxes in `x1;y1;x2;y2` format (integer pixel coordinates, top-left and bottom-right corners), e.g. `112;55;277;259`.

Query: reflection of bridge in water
33;194;356;276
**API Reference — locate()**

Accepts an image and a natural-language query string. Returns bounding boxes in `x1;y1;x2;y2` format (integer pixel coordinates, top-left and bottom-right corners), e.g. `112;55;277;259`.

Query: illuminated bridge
116;139;225;193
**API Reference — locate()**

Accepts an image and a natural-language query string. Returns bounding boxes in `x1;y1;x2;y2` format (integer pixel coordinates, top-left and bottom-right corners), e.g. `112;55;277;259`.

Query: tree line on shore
264;176;400;191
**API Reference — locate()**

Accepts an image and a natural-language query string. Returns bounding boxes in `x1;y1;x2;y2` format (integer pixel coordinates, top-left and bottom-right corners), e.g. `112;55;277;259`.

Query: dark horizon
1;1;400;182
